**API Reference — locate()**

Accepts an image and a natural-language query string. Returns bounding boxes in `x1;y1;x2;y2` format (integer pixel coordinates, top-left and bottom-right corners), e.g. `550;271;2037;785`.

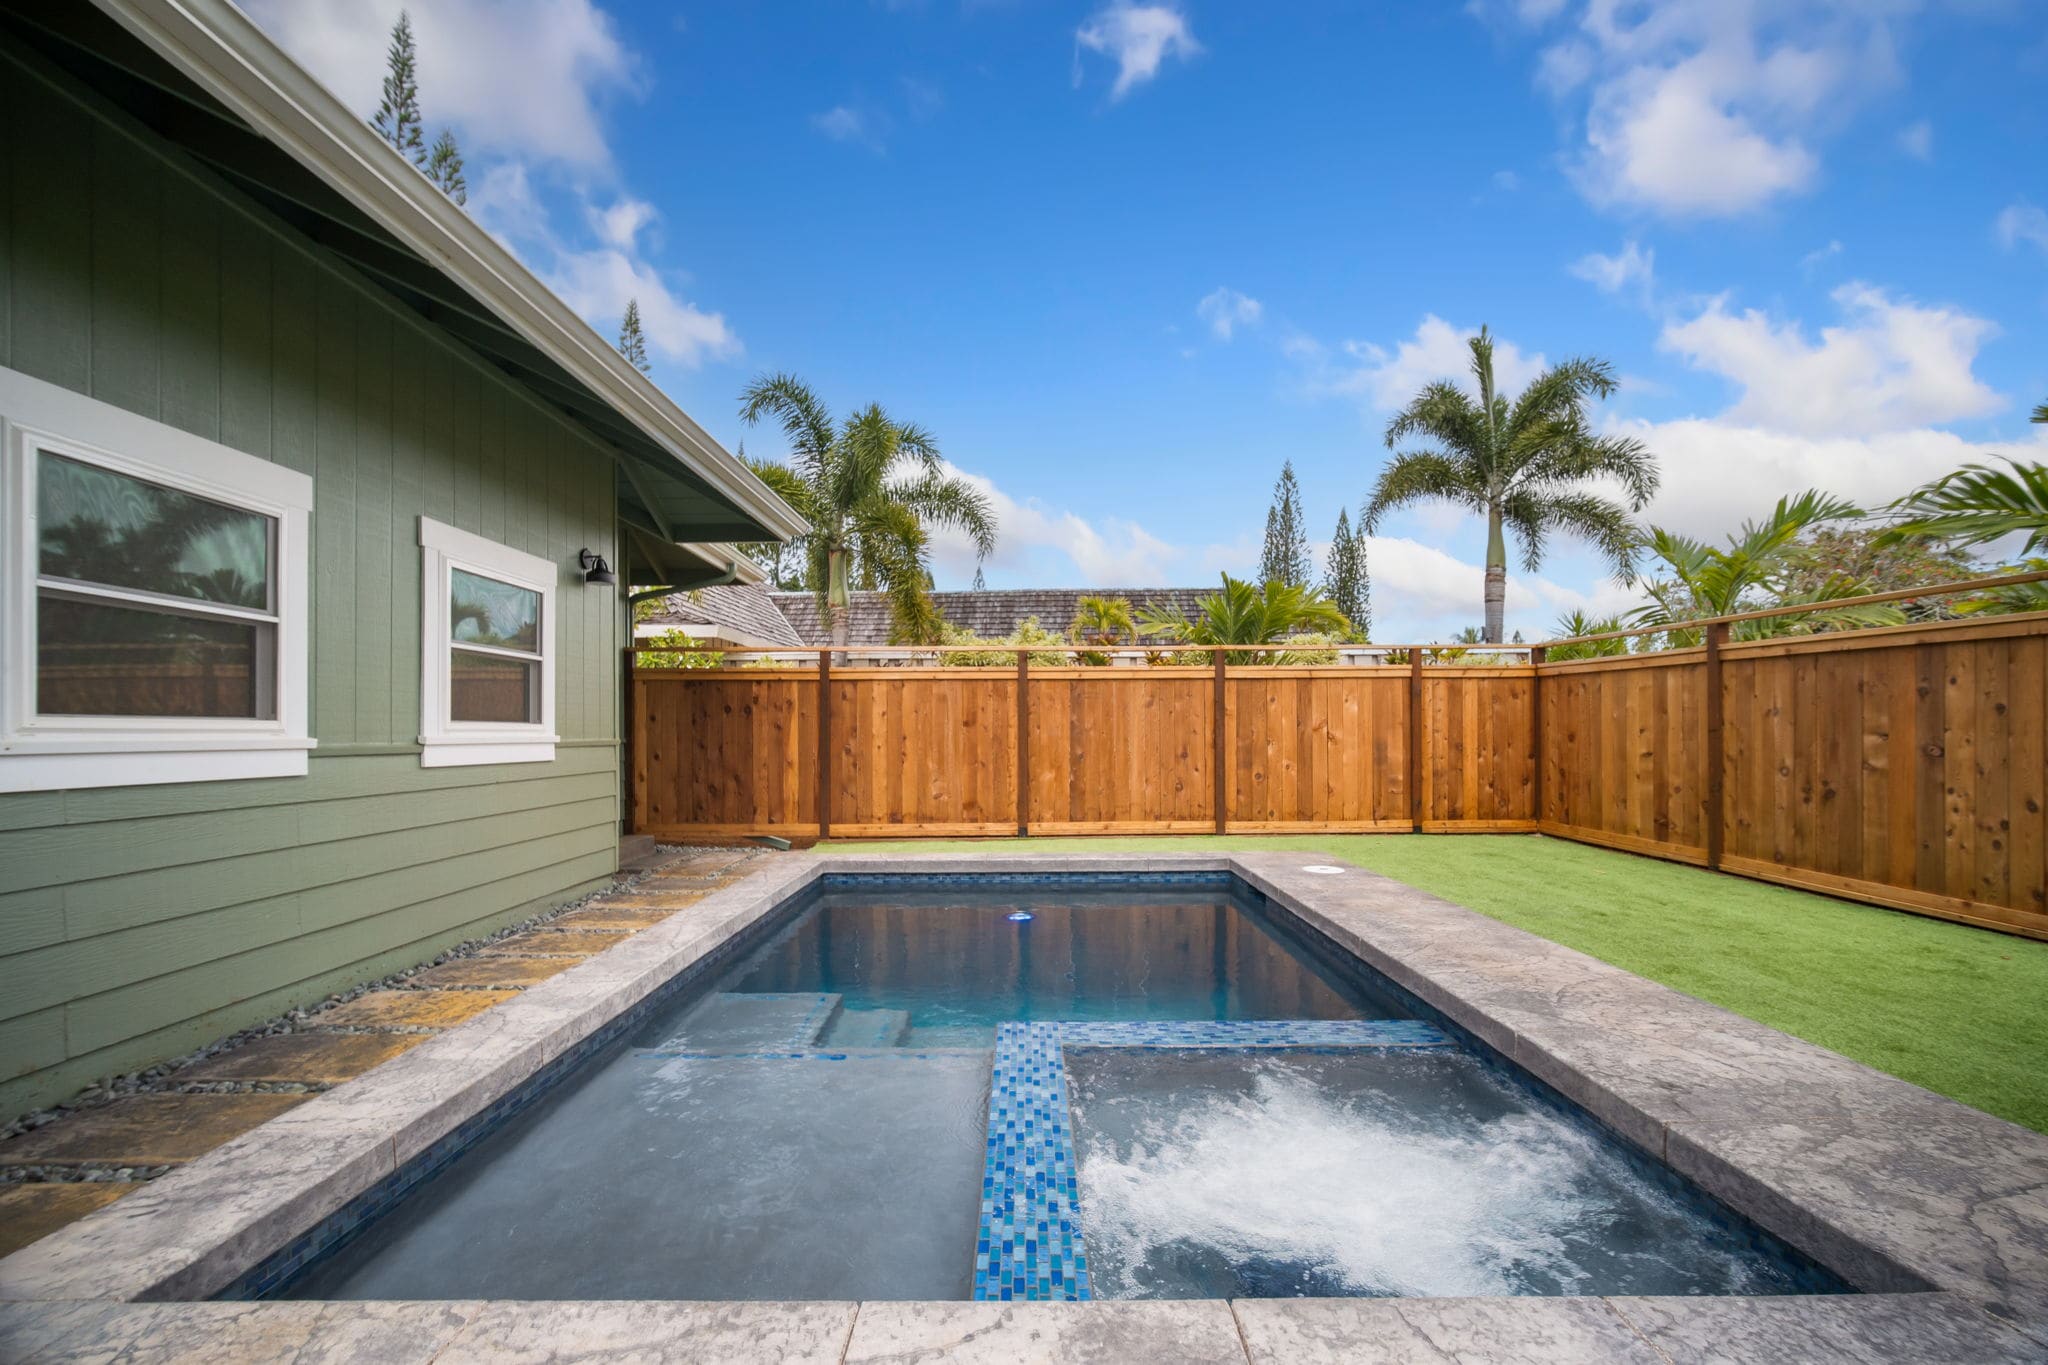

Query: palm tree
1069;595;1136;665
739;374;996;646
1629;491;1904;646
1546;609;1631;661
1137;574;1348;664
1363;326;1657;643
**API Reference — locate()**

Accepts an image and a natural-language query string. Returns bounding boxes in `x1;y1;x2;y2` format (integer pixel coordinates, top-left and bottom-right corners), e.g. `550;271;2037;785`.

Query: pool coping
1;850;2045;1363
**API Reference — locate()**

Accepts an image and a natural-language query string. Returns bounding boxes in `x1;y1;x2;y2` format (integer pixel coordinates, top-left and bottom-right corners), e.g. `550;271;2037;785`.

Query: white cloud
1897;119;1933;161
241;0;637;169
1292;316;1548;414
812;105;885;151
1196;288;1263;340
1362;535;1637;641
1569;239;1655;297
1659;283;2002;436
1798;239;1843;277
1491;169;1521;191
471;165;737;367
1074;3;1201;100
1626;418;2048;543
1996;203;2048;257
588;196;657;251
924;465;1210;585
1500;1;1914;218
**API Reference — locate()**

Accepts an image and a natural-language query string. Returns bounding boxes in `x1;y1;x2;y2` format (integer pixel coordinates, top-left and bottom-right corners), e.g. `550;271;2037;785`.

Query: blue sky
248;0;2048;641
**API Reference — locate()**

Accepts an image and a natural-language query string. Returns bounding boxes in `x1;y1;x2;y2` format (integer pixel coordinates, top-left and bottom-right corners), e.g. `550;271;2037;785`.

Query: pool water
266;874;1840;1302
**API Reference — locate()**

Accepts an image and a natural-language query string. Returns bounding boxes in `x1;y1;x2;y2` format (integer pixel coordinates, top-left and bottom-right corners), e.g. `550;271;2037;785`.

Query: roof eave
91;0;807;546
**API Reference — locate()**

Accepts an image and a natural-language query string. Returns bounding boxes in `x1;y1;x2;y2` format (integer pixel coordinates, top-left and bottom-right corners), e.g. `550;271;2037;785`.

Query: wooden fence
627;610;2048;942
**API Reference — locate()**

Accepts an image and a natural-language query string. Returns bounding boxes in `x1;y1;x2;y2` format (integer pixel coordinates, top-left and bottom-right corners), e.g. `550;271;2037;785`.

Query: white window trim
419;517;558;767
0;366;314;793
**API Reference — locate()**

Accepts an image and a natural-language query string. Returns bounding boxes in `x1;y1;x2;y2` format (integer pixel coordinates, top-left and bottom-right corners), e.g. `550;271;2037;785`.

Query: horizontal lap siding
0;52;622;1115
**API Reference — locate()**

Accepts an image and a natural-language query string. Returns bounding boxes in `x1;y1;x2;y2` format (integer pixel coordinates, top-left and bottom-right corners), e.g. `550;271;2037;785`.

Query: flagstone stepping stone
0;1094;304;1168
553;907;674;931
310;989;516;1032
179;1032;427;1085
0;1182;142;1258
403;956;578;990
587;892;706;911
482;929;632;957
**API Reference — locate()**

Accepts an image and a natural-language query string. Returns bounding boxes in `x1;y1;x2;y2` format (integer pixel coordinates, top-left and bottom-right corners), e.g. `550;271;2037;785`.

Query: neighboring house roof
770;588;1216;647
60;0;802;577
642;585;805;649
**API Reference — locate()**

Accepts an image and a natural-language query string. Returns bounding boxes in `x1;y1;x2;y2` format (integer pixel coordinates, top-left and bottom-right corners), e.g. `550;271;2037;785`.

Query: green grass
816;833;2048;1133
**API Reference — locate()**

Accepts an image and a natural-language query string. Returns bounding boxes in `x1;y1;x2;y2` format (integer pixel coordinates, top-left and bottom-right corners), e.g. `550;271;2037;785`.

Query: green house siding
0;43;629;1116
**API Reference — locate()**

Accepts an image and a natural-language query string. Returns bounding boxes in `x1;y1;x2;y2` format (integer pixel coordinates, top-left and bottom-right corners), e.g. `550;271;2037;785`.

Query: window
1;366;314;792
418;518;557;767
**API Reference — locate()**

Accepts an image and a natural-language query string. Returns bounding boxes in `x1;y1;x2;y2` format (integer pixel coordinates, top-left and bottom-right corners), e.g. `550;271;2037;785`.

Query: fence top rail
625;642;1534;661
1537;569;2048;649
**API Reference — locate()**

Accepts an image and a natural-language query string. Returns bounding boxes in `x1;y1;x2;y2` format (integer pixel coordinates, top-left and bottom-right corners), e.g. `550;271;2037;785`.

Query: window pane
37;594;267;718
451;568;540;652
38;452;273;610
451;649;538;724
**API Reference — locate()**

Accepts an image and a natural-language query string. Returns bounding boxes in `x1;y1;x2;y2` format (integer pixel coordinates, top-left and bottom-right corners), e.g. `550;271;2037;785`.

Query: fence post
1409;650;1425;833
816;651;832;842
1529;645;1546;828
1705;622;1726;870
1213;651;1229;835
1016;652;1031;837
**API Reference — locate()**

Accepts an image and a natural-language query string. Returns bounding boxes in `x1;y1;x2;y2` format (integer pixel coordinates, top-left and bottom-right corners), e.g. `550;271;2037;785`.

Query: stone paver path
0;848;767;1259
0;1095;305;1168
401;956;579;989
310;989;519;1031
482;928;635;957
178;1033;428;1084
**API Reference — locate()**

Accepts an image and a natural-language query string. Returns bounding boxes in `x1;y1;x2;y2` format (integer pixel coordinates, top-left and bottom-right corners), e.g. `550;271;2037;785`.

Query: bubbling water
1069;1053;1789;1299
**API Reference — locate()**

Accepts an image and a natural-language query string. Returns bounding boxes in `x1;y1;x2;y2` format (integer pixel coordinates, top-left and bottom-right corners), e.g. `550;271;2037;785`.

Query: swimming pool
251;873;1840;1302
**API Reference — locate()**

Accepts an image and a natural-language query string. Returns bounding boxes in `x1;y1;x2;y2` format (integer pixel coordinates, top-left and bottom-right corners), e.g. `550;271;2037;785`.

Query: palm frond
1362;452;1483;533
738;373;835;479
890;468;998;559
1383;381;1485;457
1883;459;2048;555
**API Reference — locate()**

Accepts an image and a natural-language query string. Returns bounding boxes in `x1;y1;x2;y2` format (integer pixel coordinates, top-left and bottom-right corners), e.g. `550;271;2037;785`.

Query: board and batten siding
0;46;626;1116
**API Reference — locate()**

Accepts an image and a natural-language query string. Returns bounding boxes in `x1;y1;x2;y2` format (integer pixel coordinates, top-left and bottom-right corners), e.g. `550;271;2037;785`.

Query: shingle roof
644;584;804;647
770;588;1214;647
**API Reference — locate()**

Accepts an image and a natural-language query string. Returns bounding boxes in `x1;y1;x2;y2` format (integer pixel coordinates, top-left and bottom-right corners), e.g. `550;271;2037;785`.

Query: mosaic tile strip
977;1023;1090;1303
1058;1019;1453;1050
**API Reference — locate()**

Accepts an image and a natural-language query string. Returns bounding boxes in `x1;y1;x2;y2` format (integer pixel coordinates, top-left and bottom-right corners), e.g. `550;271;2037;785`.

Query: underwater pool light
1007;911;1034;922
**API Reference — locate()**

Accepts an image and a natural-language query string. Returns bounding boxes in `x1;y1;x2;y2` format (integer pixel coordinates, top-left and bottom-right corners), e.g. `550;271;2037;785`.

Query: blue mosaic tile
976;1023;1091;1303
1058;1019;1452;1050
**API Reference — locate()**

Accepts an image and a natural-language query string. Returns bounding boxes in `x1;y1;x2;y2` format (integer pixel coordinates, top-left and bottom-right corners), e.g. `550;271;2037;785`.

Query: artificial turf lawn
817;832;2048;1133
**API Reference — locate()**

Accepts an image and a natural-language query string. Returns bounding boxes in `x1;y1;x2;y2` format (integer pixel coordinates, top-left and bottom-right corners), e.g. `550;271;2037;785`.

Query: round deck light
1301;865;1346;875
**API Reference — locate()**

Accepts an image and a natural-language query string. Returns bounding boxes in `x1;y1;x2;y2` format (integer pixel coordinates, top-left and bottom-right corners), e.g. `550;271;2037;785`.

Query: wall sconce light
578;549;617;586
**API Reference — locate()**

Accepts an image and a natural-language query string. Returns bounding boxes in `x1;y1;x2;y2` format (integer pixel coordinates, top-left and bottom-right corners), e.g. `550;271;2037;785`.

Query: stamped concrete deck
1;849;2044;1363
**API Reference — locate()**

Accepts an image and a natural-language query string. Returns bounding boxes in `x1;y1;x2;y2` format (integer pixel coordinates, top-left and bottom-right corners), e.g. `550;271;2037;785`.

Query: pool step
822;1008;911;1049
675;992;844;1050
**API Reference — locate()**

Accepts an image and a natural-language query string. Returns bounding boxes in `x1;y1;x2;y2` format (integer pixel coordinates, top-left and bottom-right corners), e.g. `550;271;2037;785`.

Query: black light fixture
578;549;617;586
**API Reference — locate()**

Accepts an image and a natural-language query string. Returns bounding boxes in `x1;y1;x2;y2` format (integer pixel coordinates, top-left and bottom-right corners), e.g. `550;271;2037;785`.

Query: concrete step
821;1008;911;1049
670;992;844;1050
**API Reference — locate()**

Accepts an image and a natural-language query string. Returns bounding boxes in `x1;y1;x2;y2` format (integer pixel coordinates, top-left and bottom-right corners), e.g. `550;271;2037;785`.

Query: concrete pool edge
0;850;2041;1361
